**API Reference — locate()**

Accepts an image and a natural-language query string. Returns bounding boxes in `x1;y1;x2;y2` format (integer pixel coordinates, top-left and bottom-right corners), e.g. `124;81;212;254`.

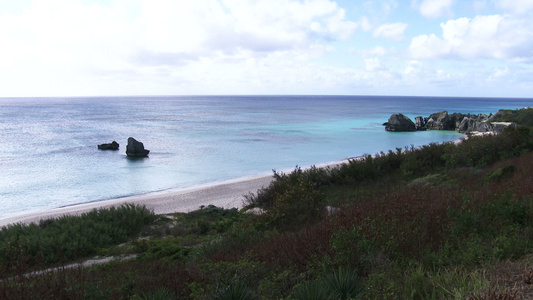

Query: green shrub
0;204;155;269
484;164;516;183
131;288;175;300
198;259;264;299
292;280;333;300
267;176;324;228
291;267;361;300
217;281;255;300
135;237;191;261
443;126;533;168
490;108;533;127
330;227;379;273
390;264;490;300
325;267;362;300
245;166;330;210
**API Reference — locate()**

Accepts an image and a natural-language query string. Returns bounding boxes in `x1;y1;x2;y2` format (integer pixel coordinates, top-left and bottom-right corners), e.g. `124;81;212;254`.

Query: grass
3;125;533;298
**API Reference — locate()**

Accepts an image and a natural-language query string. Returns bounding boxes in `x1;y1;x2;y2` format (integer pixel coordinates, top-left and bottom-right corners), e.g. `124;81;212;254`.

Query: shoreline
0;174;274;228
0;160;349;228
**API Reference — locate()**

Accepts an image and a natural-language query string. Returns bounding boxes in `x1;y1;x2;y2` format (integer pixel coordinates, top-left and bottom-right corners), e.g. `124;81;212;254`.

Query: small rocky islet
383;108;523;134
97;141;120;150
98;137;150;158
125;137;150;158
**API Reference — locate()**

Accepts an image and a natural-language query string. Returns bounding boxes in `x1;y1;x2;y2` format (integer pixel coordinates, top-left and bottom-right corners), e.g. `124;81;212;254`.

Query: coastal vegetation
2;109;533;299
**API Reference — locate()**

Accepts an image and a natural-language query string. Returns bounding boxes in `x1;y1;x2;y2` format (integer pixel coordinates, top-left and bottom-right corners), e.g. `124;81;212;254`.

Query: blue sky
0;0;531;97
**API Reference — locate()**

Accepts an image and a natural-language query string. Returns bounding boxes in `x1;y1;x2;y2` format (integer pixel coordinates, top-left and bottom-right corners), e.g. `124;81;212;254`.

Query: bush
0;204;155;270
484;164;516;183
187;205;244;234
216;281;255;300
291;267;361;300
325;267;362;300
245;166;330;209
443;126;533;168
131;288;175;300
490;108;533;127
265;175;325;228
135;237;191;261
292;280;333;300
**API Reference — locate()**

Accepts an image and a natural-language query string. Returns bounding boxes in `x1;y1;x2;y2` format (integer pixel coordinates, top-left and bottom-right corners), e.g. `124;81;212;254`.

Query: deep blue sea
1;95;533;220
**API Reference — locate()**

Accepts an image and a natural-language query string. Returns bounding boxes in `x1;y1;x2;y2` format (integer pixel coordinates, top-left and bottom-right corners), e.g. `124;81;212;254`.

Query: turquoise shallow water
1;95;532;220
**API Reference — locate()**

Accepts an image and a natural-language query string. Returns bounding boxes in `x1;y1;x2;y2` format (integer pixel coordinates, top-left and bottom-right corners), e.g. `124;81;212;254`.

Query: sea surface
1;95;533;220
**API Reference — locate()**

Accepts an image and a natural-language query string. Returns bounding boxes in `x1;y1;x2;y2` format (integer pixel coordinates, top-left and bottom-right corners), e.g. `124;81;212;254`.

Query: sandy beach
0;174;275;228
0;159;352;228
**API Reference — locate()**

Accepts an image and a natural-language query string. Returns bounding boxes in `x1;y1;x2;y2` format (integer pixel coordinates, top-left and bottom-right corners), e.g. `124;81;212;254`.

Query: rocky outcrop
384;110;514;134
415;116;426;130
126;137;150;157
455;113;516;134
384;114;416;132
455;116;493;133
457;115;489;133
425;111;465;130
98;141;119;150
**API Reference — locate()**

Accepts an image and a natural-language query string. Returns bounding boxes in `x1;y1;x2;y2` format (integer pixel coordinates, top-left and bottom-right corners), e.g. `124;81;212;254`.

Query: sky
0;0;532;97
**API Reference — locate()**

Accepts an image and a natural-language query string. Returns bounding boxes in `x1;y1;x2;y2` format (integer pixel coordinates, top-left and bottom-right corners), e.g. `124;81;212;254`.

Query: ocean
1;95;533;221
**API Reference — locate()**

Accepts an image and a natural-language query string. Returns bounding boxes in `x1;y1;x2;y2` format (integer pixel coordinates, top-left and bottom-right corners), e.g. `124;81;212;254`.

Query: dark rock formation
415;116;426;130
457;115;489;133
492;122;516;133
425;111;463;130
455;113;513;134
126;137;150;157
384;114;416;132
456;117;474;133
98;141;119;150
384;109;515;135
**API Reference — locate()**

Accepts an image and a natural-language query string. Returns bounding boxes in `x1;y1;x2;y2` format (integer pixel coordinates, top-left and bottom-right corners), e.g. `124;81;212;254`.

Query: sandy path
0;175;274;227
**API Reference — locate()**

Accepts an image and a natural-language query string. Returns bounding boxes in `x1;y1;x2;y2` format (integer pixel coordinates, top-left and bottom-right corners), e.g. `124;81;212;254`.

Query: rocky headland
384;108;521;135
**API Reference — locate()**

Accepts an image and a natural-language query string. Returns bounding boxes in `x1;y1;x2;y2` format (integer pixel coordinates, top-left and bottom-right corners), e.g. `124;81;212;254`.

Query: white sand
0;174;275;228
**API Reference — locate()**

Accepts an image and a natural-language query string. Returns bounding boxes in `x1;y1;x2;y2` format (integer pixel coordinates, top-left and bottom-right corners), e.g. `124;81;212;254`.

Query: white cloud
409;34;450;59
360;46;388;56
358;16;372;32
0;0;358;62
403;60;458;88
409;14;533;60
0;0;358;96
417;0;454;18
364;58;383;71
373;22;407;41
488;67;509;80
0;0;530;97
135;0;358;57
496;0;533;14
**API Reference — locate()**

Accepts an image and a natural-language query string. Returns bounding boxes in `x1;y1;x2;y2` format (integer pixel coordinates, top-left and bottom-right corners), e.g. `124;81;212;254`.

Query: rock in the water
415;116;426;130
385;109;516;135
98;141;119;150
126;137;150;157
425;111;460;130
384;113;416;132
